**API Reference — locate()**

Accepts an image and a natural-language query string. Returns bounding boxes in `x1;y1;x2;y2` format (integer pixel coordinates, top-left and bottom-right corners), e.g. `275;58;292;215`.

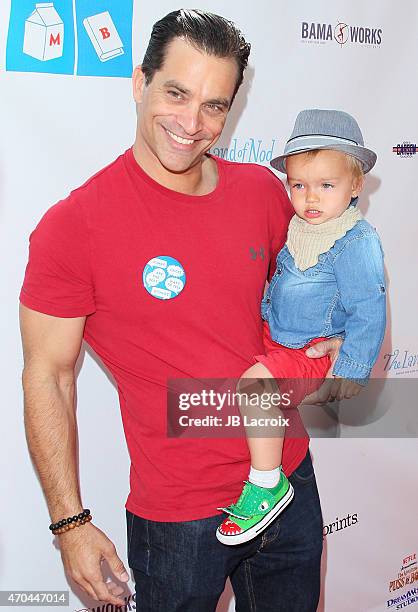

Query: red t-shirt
20;148;309;521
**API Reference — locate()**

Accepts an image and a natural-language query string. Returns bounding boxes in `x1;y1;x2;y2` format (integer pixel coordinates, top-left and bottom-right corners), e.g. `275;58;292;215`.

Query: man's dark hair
141;9;251;104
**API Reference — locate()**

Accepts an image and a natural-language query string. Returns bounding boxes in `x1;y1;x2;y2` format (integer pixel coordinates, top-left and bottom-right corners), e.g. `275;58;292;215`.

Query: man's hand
59;522;130;605
300;337;346;405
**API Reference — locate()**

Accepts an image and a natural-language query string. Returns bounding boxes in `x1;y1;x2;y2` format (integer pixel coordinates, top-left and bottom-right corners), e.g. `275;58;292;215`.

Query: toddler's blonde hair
302;149;364;181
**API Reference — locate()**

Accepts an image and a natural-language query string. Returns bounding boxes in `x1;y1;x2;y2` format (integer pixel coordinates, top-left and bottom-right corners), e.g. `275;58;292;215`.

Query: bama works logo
301;21;382;47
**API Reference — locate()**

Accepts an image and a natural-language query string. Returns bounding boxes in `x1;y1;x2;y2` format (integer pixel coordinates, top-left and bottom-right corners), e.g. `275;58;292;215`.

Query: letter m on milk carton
23;3;64;61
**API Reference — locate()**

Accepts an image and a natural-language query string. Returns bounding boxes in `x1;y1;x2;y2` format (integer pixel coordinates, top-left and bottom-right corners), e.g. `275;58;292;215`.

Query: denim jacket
262;218;386;382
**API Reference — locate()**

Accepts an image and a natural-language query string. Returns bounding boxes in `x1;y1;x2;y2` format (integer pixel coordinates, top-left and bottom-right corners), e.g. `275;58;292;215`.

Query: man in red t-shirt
19;9;342;611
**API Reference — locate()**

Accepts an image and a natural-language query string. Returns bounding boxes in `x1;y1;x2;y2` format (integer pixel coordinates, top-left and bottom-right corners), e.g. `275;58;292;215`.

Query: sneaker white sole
216;482;295;546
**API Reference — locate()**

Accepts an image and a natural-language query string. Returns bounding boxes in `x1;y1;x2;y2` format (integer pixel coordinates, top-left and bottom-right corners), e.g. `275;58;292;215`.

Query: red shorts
254;322;331;406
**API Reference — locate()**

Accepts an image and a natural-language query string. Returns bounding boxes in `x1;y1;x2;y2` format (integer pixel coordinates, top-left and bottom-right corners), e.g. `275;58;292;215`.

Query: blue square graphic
75;0;133;78
6;1;75;75
6;0;133;78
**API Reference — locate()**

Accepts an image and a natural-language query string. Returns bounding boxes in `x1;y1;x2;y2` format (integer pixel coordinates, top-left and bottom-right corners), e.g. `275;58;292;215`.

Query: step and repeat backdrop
1;1;417;611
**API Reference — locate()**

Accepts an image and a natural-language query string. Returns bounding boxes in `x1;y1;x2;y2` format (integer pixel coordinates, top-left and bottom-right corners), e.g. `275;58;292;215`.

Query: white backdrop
1;1;417;611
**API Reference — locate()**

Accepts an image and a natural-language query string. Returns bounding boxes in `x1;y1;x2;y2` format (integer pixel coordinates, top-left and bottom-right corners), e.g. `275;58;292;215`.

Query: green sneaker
216;475;294;545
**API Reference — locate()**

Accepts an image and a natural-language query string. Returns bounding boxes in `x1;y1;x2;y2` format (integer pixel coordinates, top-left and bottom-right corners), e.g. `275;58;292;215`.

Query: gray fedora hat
271;109;377;174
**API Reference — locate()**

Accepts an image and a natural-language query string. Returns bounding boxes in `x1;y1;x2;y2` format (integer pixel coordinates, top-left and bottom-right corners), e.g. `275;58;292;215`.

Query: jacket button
266;298;271;304
277;268;282;275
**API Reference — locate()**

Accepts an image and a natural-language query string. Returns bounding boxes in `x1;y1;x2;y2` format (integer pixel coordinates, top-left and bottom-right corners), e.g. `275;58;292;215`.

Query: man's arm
20;304;129;605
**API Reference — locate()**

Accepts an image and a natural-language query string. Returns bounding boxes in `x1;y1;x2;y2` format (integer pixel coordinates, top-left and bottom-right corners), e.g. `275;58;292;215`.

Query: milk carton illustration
23;3;64;61
83;12;124;62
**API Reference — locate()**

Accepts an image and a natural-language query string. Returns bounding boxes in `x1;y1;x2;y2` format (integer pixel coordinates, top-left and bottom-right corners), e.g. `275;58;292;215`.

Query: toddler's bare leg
237;362;285;471
216;363;294;545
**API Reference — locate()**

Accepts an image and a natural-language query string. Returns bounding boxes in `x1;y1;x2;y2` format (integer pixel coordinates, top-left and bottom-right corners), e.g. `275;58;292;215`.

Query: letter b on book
83;11;124;62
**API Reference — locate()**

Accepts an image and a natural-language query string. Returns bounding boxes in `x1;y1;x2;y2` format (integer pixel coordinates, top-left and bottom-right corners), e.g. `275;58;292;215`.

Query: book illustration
23;2;64;61
83;11;124;62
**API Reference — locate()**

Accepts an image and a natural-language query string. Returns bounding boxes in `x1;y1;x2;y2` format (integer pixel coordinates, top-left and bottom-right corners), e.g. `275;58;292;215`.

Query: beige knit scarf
286;206;363;271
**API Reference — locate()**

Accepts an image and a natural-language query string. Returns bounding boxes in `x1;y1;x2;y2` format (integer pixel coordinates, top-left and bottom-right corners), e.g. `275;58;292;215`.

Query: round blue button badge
142;256;186;300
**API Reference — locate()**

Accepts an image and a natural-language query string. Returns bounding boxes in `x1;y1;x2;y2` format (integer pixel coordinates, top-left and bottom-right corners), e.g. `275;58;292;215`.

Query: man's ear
132;65;146;104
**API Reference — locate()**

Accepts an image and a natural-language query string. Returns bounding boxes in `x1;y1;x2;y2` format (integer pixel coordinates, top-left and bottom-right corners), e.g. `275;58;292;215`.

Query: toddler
216;109;386;545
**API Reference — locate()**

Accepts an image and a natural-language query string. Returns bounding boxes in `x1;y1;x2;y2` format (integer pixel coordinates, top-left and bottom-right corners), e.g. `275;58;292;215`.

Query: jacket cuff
330;332;346;340
332;358;371;385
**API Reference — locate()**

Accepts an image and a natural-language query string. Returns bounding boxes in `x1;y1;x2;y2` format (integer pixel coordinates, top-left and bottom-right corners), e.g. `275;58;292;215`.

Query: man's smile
165;128;195;146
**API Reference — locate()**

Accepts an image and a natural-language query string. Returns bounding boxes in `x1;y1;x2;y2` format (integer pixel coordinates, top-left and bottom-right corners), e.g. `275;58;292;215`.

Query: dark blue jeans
126;450;323;612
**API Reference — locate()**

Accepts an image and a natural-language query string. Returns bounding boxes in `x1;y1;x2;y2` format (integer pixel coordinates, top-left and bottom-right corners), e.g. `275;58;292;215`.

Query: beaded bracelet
49;509;92;535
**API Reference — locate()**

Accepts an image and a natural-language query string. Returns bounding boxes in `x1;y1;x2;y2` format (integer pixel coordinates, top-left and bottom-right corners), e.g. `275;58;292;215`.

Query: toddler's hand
331;376;363;401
